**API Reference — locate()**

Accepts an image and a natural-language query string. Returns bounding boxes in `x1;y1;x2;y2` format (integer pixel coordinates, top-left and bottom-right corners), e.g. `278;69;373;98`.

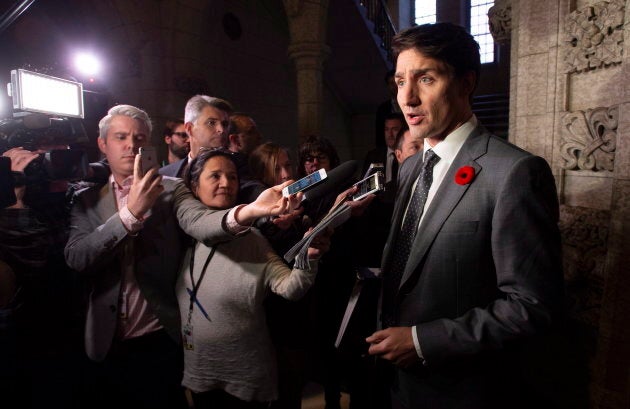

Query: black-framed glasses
305;154;328;162
172;131;189;139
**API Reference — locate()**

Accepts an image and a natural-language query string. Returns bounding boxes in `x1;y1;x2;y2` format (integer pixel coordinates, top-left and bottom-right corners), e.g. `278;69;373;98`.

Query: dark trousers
82;329;187;409
191;389;269;409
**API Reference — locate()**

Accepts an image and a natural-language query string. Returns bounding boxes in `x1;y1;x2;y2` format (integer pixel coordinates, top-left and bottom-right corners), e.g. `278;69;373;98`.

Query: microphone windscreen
302;160;359;202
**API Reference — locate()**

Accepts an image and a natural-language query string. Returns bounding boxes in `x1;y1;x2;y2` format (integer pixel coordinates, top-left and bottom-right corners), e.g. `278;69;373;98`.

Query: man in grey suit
160;95;233;178
65;104;297;408
366;23;564;409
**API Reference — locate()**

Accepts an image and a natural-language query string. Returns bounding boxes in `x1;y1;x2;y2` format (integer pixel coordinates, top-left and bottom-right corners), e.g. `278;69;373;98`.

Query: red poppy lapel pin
454;166;475;185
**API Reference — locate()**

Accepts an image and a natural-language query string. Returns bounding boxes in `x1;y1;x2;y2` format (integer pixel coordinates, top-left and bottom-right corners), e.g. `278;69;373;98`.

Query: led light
11;69;84;118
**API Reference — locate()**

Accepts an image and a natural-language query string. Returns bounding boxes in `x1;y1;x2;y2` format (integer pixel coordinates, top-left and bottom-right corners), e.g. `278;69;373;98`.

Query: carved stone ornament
563;0;625;73
560;106;617;171
559;205;609;328
488;1;511;44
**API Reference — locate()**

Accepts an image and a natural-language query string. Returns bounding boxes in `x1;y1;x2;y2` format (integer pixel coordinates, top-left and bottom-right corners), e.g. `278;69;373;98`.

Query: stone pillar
284;0;330;141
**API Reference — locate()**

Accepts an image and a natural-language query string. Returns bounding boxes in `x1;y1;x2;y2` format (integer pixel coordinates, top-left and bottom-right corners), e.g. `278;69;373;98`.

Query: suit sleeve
64;191;129;273
417;155;564;365
172;180;243;245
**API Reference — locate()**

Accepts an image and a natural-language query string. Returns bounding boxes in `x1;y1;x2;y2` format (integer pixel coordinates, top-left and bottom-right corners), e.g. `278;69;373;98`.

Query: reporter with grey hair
160;95;233;178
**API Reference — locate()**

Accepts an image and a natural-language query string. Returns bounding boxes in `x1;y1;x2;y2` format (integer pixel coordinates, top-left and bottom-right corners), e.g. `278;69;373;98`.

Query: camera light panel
11;69;84;118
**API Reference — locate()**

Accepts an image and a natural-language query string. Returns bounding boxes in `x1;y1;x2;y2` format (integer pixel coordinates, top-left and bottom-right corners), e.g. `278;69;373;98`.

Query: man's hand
236;180;302;225
127;154;163;219
272;206;304;230
3;147;40;173
334;185;375;217
2;147;41;208
306;227;332;259
366;327;421;368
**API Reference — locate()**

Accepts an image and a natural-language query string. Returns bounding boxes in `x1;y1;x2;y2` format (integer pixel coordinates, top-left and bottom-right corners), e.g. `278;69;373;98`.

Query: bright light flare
73;52;101;76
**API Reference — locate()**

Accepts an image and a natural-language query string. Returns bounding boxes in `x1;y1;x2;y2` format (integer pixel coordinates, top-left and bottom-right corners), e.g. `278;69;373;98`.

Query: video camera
0;69;89;186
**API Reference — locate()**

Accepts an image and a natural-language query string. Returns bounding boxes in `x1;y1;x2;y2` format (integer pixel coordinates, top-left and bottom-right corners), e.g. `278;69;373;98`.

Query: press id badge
182;323;194;350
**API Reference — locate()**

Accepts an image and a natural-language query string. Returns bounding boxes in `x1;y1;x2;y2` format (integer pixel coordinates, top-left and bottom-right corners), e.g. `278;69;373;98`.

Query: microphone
302;160;359;203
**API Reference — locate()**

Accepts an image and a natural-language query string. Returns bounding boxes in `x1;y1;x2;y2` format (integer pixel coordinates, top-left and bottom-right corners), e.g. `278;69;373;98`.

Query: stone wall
508;0;630;407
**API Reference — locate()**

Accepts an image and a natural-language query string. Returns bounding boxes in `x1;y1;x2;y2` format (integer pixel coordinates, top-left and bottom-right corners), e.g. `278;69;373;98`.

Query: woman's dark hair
297;135;340;178
392;22;480;88
184;147;238;196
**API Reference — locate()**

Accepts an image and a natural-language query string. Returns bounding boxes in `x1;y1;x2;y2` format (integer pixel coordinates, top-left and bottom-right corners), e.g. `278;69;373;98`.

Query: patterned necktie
381;149;440;327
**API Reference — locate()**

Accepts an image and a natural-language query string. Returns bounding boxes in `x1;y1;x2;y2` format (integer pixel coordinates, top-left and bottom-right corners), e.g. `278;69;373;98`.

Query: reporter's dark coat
382;124;564;408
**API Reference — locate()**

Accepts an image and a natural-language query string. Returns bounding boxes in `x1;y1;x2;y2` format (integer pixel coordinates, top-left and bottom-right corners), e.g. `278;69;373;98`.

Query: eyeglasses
304;154;328;162
171;132;189;139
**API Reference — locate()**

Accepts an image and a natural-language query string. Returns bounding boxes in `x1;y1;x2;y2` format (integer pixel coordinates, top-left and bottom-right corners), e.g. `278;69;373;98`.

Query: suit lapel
95;183;117;222
397;126;490;291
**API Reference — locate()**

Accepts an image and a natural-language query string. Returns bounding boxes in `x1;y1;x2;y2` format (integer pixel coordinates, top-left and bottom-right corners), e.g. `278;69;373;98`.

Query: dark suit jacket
383;125;564;408
159;158;187;178
65;177;237;361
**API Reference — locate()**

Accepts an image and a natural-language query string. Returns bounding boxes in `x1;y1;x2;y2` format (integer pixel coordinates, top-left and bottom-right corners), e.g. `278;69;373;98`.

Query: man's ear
460;71;477;98
164;135;172;145
395;149;403;163
228;133;240;149
184;122;193;139
97;137;107;155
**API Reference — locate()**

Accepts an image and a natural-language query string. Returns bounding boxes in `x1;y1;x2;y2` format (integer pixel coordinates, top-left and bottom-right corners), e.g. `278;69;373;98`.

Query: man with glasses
160;95;233;178
162;119;190;165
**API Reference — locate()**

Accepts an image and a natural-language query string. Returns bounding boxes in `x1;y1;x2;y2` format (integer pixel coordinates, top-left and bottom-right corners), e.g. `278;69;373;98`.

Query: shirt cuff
225;205;251;235
120;205;147;234
411;325;425;362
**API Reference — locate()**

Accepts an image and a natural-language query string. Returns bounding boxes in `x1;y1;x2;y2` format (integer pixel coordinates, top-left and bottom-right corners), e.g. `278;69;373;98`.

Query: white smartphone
352;171;385;201
139;146;159;175
282;168;327;197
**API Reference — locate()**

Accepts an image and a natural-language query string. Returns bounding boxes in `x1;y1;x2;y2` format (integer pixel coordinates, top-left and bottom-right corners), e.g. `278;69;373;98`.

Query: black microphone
302;160;359;203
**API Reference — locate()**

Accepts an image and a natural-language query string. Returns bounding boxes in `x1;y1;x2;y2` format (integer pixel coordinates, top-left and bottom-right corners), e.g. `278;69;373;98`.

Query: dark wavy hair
392;22;480;92
184;147;238;196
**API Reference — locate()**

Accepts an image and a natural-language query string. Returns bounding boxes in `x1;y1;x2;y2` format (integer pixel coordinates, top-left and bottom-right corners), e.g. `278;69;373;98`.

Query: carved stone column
488;0;512;44
283;0;330;141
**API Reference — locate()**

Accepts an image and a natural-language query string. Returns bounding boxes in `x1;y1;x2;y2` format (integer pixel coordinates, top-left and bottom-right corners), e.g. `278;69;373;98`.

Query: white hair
98;104;152;139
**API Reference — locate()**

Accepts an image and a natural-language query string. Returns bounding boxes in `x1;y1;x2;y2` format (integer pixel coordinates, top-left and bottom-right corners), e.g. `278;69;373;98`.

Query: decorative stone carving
560;106;617;171
563;0;625;73
559;205;609;328
488;0;511;44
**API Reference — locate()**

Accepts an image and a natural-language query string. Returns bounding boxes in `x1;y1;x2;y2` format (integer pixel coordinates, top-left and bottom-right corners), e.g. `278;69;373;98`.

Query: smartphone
363;162;384;179
282;168;327;197
139;146;159;175
352;171;384;201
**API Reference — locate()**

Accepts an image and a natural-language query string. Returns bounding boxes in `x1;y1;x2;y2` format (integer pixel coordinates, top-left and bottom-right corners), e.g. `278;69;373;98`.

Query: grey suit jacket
383;125;563;406
65;177;237;361
159;158;187;178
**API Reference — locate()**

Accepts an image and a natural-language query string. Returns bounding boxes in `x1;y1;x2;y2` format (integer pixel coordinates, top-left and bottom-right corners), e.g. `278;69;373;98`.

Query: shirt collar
423;114;477;162
109;174;133;190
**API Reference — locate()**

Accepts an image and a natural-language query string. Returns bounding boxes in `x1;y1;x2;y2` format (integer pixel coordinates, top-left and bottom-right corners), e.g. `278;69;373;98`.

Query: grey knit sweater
175;228;317;402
